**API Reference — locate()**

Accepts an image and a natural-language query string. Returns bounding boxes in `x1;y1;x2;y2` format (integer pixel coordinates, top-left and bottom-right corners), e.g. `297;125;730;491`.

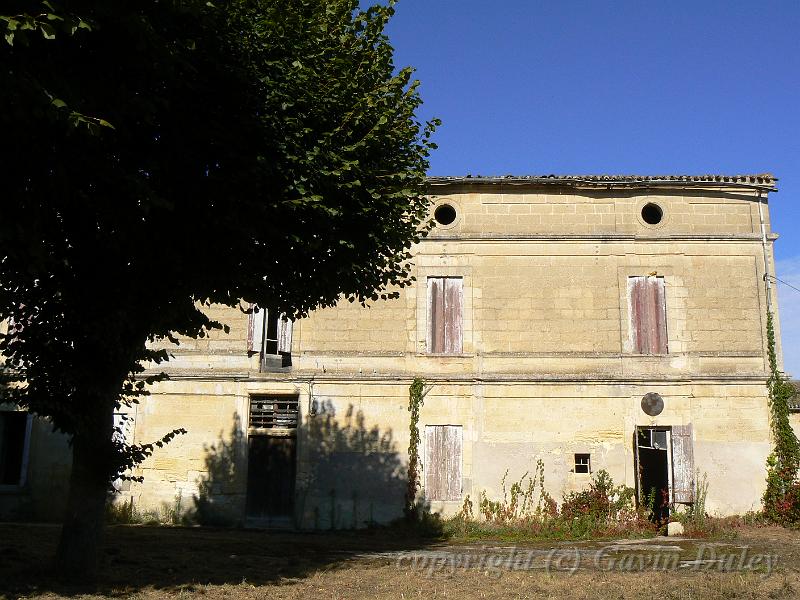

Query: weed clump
445;465;654;541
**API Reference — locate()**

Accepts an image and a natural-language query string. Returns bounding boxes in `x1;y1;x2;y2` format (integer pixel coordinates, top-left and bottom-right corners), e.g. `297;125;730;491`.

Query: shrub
105;496;139;525
449;464;652;540
477;460;556;524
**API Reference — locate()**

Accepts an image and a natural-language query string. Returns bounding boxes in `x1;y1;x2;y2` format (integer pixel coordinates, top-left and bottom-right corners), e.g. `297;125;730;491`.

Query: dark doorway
636;428;670;523
0;411;28;485
246;435;296;522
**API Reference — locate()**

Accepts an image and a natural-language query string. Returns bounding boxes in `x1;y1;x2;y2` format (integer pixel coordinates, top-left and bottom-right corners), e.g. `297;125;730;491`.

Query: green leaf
40;23;56;40
51;98;67;109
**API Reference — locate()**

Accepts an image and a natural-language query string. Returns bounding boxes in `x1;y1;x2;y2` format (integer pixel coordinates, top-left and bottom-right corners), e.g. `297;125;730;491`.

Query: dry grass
1;523;798;599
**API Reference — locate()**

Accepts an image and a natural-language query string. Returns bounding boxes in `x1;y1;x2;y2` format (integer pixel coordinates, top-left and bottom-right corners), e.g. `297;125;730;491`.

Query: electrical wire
766;274;800;295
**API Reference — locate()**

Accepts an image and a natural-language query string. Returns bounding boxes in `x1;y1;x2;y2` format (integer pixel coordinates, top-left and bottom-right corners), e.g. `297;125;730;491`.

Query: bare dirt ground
1;523;799;599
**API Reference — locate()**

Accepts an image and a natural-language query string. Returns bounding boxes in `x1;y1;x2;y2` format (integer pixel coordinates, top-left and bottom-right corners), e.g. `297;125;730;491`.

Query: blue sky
386;0;800;374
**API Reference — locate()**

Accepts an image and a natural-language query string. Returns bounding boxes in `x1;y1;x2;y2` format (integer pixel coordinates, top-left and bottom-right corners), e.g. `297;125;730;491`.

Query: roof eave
426;175;778;193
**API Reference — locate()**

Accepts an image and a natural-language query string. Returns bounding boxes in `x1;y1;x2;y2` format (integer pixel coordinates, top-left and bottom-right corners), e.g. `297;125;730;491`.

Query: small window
574;453;591;474
641;203;663;225
0;411;30;486
249;395;299;430
434;204;457;226
628;276;668;354
427;277;463;354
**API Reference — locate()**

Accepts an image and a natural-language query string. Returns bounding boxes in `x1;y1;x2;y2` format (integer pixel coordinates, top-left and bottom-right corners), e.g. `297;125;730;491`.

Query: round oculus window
434;203;457;226
641;203;663;225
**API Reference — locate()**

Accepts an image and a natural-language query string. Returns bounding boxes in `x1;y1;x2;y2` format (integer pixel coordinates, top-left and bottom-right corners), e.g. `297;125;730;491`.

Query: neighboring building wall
117;179;782;523
0;406;72;521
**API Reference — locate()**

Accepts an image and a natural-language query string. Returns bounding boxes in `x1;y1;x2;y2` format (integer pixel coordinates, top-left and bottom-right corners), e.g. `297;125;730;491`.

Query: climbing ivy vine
763;310;800;523
405;377;425;519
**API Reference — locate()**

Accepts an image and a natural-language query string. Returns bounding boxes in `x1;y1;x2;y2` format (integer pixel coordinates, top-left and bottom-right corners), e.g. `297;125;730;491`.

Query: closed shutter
247;306;265;353
428;278;444;353
672;424;695;503
277;317;293;354
444;278;463;354
427;277;463;354
424;425;462;501
629;276;668;354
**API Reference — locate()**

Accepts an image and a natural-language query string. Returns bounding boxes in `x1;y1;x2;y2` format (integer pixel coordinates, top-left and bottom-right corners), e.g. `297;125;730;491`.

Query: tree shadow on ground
0;404;441;596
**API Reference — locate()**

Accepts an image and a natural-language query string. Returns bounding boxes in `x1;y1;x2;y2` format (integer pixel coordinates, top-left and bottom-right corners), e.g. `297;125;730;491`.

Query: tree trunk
56;409;114;582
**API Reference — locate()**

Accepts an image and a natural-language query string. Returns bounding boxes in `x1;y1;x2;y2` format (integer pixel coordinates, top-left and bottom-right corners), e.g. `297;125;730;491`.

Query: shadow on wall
192;413;248;527
192;402;407;529
298;400;406;529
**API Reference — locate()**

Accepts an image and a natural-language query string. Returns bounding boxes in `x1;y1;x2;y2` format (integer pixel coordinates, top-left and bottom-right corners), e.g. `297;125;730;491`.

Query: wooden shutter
629;276;668;354
424;425;462;501
671;424;695;503
247;306;266;353
277;317;293;354
428;278;444;353
634;430;642;503
427;277;463;354
443;278;463;354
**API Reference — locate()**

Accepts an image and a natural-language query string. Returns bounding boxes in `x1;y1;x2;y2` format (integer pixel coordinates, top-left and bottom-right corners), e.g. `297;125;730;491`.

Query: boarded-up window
427;277;463;354
424;425;462;501
628;276;668;354
249;395;299;430
671;424;695;504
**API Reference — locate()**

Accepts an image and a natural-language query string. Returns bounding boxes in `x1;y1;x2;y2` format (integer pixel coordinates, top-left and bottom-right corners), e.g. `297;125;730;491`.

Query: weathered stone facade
1;174;785;525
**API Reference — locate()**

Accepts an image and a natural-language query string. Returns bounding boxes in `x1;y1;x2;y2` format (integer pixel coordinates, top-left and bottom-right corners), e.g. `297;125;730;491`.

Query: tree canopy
0;0;437;579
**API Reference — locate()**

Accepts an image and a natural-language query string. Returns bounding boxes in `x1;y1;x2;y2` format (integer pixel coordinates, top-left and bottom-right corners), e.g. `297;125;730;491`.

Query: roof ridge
426;174;778;189
427;173;776;182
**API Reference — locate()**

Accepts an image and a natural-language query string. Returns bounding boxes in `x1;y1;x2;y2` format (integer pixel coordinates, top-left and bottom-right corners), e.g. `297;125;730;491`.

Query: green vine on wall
405;377;425;519
763;309;800;523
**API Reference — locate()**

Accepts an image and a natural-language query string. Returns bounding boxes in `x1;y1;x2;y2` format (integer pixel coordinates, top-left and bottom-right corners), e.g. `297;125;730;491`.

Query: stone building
0;174;786;525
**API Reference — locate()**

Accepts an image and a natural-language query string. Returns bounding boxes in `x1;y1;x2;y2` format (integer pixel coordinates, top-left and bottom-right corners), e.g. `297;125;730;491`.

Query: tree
0;0;437;580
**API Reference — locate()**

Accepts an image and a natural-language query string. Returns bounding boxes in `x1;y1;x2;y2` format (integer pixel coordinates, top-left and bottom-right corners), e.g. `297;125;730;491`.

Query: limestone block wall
125;377;771;525
428;186;766;237
291;241;770;379
117;181;781;524
123;380;250;524
150;186;778;382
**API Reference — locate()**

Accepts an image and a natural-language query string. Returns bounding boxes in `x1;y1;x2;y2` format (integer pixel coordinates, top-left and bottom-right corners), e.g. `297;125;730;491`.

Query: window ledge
418;353;475;358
